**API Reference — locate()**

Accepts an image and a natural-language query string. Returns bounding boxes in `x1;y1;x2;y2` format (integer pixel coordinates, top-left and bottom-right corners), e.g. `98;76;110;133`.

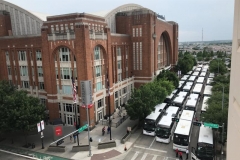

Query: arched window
94;46;101;60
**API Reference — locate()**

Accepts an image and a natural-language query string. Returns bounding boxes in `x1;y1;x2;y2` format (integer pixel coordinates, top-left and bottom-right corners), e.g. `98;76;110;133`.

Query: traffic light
193;121;202;126
172;117;179;122
89;137;93;142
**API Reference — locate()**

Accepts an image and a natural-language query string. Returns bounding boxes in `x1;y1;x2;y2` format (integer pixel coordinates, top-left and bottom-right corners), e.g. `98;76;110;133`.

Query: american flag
72;77;77;104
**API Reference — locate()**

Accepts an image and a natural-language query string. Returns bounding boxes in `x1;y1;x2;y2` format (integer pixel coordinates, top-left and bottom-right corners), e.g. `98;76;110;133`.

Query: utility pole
221;123;225;160
106;73;112;140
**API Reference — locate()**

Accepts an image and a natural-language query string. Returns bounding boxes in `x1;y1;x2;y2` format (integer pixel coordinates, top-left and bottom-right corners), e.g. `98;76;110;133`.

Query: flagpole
72;69;79;146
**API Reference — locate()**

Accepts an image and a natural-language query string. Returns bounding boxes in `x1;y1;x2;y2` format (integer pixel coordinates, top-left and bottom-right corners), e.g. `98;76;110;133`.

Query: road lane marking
152;155;157;160
140;153;148;160
134;145;167;153
131;151;139;160
149;137;156;148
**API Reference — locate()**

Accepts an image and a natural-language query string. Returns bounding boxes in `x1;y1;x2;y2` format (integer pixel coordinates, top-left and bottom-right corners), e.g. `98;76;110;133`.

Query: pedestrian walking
179;151;183;160
186;149;189;160
102;126;106;136
107;126;111;134
70;135;72;142
176;148;179;157
73;135;76;143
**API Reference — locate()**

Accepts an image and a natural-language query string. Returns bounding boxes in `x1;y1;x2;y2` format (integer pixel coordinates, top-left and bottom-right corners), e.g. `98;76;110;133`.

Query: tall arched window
93;46;104;91
158;33;170;69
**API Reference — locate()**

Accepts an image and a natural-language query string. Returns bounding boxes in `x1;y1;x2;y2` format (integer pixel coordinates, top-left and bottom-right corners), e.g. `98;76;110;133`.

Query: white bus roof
186;94;199;107
178;91;188;98
145;103;167;120
180;110;195;121
158;106;179;128
197;77;205;84
201;96;210;112
196;68;201;72
166;89;178;99
193;84;203;94
201;68;208;72
207;78;213;85
198;64;203;68
199;72;207;77
178;81;185;88
192;71;200;76
174;119;192;135
204;85;212;96
209;73;215;78
183;82;193;91
198;126;213;145
181;75;189;81
188;76;196;82
186;71;193;75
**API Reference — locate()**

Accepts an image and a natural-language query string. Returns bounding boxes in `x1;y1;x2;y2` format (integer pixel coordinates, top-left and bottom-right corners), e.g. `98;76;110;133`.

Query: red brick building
0;2;178;127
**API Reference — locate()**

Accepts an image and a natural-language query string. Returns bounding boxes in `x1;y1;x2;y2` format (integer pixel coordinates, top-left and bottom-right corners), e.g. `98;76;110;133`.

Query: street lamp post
217;82;225;160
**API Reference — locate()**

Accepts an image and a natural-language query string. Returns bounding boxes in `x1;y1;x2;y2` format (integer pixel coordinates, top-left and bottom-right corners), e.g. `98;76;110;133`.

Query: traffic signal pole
86;105;92;157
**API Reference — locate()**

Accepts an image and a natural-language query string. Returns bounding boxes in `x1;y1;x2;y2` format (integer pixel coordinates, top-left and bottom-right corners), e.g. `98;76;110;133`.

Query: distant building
0;2;178;126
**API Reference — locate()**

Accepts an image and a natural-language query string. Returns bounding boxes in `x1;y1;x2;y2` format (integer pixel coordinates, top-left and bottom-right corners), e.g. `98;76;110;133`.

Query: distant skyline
5;0;234;42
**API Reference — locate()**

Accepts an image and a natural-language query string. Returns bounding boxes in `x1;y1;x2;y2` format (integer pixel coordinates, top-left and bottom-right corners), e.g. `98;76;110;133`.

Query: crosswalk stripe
152;155;157;160
140;153;148;160
131;151;139;160
134;145;167;153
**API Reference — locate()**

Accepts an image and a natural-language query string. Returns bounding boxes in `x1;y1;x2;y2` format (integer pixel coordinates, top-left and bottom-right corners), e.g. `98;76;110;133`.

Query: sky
5;0;235;42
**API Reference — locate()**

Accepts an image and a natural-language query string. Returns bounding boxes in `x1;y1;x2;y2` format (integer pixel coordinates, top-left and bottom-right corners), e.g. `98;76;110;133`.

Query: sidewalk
0;116;141;160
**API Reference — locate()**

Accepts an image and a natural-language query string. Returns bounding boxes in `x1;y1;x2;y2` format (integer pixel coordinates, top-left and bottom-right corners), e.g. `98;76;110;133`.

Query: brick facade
0;8;178;127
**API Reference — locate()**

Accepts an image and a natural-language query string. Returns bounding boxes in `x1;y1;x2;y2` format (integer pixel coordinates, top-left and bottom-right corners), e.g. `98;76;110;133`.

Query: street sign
204;122;219;128
37;123;41;132
55;126;63;136
41;120;45;130
78;124;88;133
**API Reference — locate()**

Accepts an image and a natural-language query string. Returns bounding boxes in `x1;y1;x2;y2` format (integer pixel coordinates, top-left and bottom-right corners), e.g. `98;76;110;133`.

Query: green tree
177;54;195;74
178;51;184;58
156;70;179;88
0;81;46;144
209;59;227;74
126;80;174;126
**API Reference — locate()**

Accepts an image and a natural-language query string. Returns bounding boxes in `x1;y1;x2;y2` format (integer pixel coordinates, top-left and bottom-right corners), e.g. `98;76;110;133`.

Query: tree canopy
156;70;179;88
209;59;227;74
177;54;196;74
201;75;229;144
126;80;174;124
0;81;46;134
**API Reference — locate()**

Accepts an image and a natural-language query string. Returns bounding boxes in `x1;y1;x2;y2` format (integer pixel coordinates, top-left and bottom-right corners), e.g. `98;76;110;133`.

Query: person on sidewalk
176;148;179;157
102;126;105;136
73;135;76;143
70;135;72;142
107;126;111;134
186;149;189;159
179;151;183;160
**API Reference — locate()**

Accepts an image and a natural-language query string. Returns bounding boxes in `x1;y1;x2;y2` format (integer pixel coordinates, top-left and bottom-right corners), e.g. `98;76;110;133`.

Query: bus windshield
156;127;170;138
185;106;195;111
143;119;155;131
173;134;189;146
197;145;214;158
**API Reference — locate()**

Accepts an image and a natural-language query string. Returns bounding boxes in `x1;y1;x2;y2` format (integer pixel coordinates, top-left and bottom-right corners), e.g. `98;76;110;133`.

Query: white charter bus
173;119;193;152
173;110;194;151
143;103;167;136
192;83;203;95
164;89;177;104
196;77;205;84
203;85;212;96
183;82;193;93
201;96;210;113
185;94;199;112
193;126;214;160
172;91;188;108
155;106;179;143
